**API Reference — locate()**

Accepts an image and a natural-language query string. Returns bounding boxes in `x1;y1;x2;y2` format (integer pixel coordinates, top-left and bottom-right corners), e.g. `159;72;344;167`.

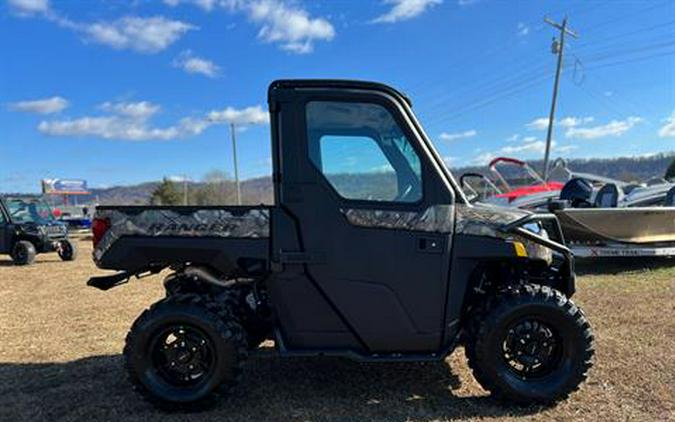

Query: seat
665;186;675;206
559;178;593;208
593;183;621;208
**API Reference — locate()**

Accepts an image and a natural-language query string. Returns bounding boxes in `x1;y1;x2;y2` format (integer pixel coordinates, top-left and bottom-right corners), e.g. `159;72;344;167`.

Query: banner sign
42;178;90;195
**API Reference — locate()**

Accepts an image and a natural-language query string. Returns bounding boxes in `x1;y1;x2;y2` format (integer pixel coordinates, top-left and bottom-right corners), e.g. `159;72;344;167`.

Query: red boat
488;157;564;202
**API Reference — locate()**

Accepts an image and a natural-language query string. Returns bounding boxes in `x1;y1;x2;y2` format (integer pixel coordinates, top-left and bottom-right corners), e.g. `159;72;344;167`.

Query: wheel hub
503;319;561;378
152;326;214;385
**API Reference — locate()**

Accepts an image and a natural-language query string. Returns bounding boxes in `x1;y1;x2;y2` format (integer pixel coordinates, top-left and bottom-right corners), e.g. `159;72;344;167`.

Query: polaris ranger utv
0;196;77;265
88;80;593;409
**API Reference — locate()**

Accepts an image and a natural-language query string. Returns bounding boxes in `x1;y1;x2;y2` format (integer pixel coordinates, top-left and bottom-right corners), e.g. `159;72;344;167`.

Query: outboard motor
665;186;675;206
622;184;642;195
560;178;593;208
594;183;621;208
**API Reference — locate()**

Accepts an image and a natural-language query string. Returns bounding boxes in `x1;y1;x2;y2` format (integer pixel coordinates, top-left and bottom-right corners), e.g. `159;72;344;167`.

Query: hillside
453;152;675;183
31;152;674;206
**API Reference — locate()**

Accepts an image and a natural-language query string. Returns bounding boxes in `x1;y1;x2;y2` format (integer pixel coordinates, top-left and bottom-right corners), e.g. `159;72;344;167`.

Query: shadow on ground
0;354;542;422
0;259;58;267
575;257;675;276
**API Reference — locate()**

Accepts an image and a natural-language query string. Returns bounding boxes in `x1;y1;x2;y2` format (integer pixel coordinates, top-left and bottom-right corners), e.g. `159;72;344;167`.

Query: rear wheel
58;239;77;261
124;294;247;409
164;275;272;349
465;284;594;405
11;241;36;265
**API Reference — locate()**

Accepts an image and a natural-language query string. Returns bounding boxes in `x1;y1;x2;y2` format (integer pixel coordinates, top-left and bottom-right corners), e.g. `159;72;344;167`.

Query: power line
576;39;675;63
405;0;602;99
409;1;607;126
422;71;553;125
581;0;671;35
574;19;675;49
421;61;549;113
584;49;675;70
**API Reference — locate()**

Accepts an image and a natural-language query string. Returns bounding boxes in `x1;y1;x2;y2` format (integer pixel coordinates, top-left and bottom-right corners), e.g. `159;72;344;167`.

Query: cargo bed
93;205;270;275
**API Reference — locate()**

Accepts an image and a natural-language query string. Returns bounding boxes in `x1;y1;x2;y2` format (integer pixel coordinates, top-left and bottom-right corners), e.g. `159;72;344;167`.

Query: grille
45;225;66;237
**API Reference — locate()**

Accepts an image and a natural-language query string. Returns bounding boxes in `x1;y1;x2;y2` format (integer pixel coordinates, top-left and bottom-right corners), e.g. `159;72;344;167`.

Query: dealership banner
42;179;90;195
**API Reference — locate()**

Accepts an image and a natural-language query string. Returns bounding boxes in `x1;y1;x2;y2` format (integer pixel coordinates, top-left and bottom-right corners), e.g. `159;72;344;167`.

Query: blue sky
1;0;673;192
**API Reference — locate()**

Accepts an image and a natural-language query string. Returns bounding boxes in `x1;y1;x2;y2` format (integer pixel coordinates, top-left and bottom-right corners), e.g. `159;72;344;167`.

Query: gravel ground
0;239;673;421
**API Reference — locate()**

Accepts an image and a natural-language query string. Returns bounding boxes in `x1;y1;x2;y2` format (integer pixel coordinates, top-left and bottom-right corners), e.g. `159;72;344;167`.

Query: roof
268;79;412;106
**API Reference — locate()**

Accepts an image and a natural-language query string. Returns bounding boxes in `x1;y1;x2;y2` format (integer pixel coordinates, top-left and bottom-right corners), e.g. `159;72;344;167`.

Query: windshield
6;198;55;224
491;161;544;192
461;174;502;202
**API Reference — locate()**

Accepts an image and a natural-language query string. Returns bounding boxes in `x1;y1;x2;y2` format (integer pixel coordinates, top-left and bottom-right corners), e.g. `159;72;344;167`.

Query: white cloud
38;101;268;141
167;175;191;182
207;105;269;125
559;116;594;128
72;16;196;53
658;111;675;138
249;0;335;53
163;0;221;11
9;96;68;114
526;116;594;130
457;0;478;5
526;117;550;130
517;22;529;37
9;1;195;53
173;50;221;77
166;0;335;53
471;151;496;165
27;12;196;54
99;101;161;119
556;144;578;153
470;138;576;165
439;129;476;141
7;0;49;15
372;0;442;24
38;116;181;141
506;134;520;142
565;117;643;139
443;156;457;166
501;140;549;155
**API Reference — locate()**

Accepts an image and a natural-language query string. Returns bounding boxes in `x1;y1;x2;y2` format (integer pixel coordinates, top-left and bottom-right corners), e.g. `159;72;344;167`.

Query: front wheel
124;294;248;409
11;241;36;265
58;239;77;261
465;284;594;405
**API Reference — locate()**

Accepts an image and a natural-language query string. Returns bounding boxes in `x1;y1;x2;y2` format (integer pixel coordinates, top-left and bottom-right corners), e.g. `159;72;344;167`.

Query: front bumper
504;213;576;296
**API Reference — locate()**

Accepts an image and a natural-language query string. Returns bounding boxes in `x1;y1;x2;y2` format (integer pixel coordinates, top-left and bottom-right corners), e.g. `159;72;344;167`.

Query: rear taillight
92;218;110;248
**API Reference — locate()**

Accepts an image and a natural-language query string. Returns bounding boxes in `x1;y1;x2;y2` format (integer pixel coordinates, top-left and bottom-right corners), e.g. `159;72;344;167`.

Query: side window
306;101;423;203
0;209;5;224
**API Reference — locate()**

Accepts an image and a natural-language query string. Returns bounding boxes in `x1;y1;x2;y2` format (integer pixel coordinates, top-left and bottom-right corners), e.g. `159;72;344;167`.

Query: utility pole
542;16;578;181
183;174;188;205
230;123;242;205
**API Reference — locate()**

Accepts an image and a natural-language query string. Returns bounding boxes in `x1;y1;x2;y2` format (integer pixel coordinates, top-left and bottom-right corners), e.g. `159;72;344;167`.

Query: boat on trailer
551;176;675;258
460;157;675;258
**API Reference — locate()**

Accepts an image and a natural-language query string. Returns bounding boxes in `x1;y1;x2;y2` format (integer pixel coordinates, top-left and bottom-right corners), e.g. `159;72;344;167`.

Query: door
278;89;456;353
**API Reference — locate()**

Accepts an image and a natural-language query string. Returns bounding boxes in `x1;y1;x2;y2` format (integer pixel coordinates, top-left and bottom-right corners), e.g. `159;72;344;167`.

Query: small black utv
0;196;77;265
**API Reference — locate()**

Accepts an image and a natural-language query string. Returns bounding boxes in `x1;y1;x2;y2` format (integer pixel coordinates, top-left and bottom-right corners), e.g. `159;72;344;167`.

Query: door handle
416;236;444;254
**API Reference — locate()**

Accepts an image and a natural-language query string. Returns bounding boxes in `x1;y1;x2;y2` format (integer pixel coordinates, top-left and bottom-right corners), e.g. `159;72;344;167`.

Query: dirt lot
0;239;673;422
